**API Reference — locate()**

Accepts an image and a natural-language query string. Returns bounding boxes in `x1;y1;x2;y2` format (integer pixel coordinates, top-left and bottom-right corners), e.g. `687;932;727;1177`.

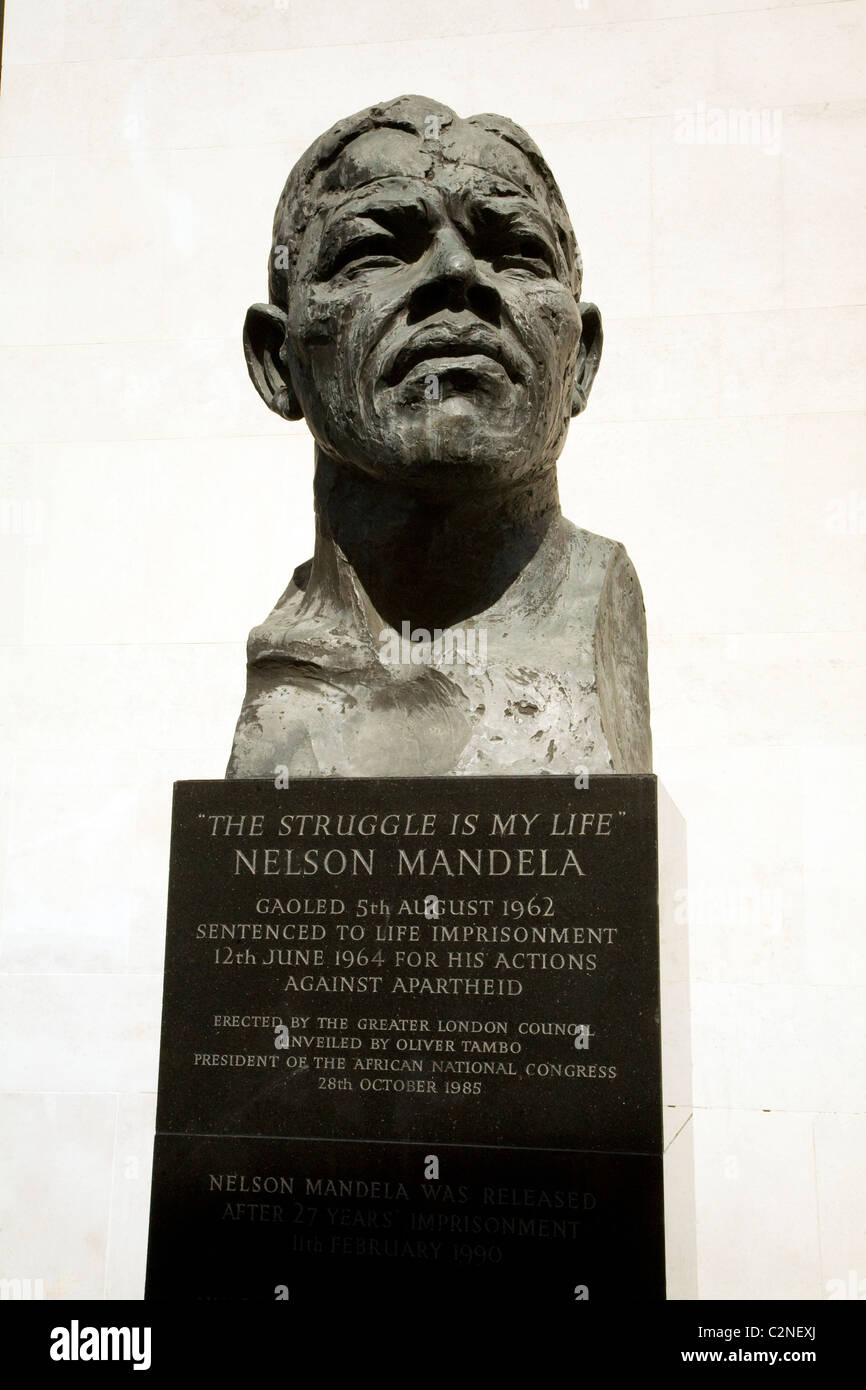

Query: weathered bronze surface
228;96;651;777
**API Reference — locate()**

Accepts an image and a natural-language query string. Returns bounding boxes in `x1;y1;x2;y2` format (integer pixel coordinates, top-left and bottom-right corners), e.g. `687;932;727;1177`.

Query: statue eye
490;234;554;276
327;236;402;279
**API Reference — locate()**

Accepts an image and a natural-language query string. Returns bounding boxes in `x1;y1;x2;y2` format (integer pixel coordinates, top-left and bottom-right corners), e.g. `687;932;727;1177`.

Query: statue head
244;95;603;497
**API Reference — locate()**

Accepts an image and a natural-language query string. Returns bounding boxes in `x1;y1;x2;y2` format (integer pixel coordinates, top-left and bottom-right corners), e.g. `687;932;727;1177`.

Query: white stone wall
0;0;863;1300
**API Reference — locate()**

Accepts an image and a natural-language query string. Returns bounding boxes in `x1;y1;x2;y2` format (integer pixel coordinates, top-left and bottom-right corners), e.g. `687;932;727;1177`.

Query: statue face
281;125;586;493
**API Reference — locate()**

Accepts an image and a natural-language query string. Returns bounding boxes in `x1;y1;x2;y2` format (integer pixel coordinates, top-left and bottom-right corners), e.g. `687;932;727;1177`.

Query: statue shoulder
560;518;629;572
245;562;310;664
244;557;376;673
561;519;652;772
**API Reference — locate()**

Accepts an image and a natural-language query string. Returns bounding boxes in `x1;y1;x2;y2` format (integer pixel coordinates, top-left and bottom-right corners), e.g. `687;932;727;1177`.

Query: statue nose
427;227;478;284
409;227;499;323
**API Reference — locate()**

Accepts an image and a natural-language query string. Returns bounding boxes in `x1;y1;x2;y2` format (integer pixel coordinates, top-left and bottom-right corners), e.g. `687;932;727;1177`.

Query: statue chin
315;404;556;495
333;445;542;496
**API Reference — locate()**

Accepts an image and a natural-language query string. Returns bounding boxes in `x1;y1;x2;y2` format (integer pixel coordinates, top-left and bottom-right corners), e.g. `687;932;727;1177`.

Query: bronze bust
228;95;651;778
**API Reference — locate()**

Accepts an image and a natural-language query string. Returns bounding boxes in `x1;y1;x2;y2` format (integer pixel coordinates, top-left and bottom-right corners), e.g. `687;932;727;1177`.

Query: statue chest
228;657;614;778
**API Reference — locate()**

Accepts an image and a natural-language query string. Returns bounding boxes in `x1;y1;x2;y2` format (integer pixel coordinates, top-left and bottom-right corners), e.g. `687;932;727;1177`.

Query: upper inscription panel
156;776;661;1154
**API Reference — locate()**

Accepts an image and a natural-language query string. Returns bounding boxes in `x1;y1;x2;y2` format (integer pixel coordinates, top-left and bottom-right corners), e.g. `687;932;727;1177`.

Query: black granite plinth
146;776;666;1303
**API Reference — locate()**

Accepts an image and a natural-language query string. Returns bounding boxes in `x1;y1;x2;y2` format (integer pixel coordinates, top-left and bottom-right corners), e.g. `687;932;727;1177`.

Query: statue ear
571;302;603;417
243;303;303;421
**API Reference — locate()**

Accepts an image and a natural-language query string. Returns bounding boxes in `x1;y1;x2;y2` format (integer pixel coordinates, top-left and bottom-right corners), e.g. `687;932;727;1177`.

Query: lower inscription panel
146;1134;665;1304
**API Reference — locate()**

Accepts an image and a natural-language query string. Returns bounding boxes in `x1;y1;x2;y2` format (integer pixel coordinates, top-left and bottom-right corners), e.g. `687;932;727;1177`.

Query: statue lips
383;324;524;390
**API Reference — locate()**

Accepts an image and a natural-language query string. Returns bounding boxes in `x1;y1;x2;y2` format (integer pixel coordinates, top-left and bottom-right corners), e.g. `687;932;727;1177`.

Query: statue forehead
313;126;553;215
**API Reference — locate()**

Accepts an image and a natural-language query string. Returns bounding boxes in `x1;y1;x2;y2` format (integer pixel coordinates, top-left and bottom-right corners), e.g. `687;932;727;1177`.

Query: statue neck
305;447;562;633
